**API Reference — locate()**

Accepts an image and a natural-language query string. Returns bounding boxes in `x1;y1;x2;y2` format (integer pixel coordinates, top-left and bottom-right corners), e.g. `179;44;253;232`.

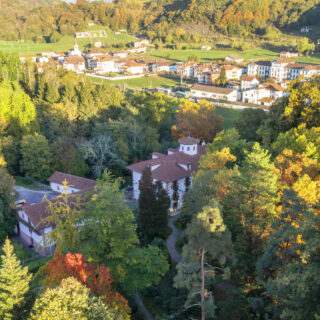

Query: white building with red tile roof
17;172;95;255
127;137;205;210
190;84;238;102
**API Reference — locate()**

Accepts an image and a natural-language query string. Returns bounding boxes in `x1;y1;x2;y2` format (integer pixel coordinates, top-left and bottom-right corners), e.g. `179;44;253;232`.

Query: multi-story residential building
247;61;272;78
223;65;244;80
248;60;320;81
242;82;286;106
127;137;206;211
240;76;260;90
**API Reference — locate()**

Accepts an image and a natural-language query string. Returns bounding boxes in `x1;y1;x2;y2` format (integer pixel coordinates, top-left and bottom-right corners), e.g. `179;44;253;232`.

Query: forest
1;0;320;43
0;34;320;318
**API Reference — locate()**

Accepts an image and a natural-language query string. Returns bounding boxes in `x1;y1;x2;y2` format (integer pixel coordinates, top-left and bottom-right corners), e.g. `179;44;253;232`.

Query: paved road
166;214;182;264
133;294;154;320
15;186;58;204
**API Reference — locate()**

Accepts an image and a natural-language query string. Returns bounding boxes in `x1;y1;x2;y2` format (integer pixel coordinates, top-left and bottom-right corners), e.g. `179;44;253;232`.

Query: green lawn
149;48;279;63
214;107;242;129
0;30;136;55
90;75;180;89
149;48;320;65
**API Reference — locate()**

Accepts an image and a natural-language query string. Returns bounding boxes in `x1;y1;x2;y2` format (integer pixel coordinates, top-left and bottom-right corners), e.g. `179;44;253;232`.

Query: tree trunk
201;248;206;320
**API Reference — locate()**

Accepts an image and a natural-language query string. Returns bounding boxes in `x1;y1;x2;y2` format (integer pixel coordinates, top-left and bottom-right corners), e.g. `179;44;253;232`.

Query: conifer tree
0;238;31;320
138;166;157;244
154;181;170;239
175;204;234;320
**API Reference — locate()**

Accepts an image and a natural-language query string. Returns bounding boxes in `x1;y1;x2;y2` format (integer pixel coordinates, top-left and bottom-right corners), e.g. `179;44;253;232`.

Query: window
187;147;190;151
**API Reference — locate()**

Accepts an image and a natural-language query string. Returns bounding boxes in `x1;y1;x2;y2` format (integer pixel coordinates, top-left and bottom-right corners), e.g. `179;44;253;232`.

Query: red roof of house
48;172;96;192
20;192;88;233
127;144;206;183
63;56;85;64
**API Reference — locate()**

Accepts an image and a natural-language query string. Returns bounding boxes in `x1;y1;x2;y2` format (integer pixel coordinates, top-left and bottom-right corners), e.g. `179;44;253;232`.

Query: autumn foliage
45;252;129;313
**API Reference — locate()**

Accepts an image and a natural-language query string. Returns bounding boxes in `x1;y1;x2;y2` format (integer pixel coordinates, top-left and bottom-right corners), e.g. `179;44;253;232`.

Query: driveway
15;186;58;204
166;214;182;264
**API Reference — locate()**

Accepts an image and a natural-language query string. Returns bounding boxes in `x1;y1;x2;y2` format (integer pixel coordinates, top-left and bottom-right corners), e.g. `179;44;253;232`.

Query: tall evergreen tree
138;166;157;244
0;239;31;320
154;181;170;239
175;204;234;320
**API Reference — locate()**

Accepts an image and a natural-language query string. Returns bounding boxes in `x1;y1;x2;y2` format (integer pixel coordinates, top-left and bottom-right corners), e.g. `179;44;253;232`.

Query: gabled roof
20;191;89;233
191;84;235;95
48;172;96;192
63;56;85;64
127;144;206;183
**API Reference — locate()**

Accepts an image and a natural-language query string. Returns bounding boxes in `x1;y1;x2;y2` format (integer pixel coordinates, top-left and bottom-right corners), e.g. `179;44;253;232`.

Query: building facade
127;137;205;212
17;172;96;255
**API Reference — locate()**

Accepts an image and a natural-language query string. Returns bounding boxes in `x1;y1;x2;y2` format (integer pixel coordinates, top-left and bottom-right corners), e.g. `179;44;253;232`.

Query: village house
127;137;205;211
84;48;109;59
247;61;272;78
63;56;86;72
149;61;176;73
241;82;286;106
190;84;238;102
223;65;244;80
240;76;260;90
176;62;198;79
17;172;96;256
247;59;320;81
124;61;147;74
90;55;118;74
194;64;220;85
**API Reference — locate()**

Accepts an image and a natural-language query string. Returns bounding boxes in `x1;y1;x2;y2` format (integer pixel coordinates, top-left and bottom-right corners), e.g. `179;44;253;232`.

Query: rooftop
127;142;206;183
48;171;96;192
191;84;234;94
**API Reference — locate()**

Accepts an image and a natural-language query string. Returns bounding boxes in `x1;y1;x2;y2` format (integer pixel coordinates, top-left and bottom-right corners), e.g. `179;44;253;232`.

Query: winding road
166;214;182;264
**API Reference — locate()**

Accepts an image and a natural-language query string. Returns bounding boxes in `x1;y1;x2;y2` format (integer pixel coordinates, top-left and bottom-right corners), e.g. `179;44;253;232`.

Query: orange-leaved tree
45;252;129;315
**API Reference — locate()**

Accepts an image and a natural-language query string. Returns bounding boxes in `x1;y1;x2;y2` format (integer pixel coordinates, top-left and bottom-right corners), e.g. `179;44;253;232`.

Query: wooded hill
1;0;320;42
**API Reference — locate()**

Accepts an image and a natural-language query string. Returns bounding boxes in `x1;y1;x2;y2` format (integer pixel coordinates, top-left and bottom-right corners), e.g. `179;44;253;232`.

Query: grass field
214;107;242;129
0;30;136;55
149;48;320;65
149;48;279;62
90;75;180;89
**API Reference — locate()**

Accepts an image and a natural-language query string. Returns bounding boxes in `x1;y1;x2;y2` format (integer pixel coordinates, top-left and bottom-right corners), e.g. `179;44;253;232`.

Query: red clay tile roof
20;192;89;233
127;145;206;183
48;172;96;192
263;82;284;92
63;56;85;64
241;75;257;81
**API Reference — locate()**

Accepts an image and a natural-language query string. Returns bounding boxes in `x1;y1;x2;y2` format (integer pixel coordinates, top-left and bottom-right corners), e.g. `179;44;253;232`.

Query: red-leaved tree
45;252;129;314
